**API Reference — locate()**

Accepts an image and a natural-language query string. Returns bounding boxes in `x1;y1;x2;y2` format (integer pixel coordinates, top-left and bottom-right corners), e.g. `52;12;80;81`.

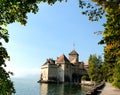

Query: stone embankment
81;81;105;95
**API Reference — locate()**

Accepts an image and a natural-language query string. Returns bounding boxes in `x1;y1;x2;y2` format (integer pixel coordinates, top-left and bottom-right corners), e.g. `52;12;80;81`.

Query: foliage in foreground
0;32;15;94
0;0;120;94
0;0;67;94
99;1;120;88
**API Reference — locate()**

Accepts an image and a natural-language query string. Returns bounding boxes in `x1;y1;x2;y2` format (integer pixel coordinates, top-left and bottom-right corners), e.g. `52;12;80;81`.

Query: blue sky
5;1;105;78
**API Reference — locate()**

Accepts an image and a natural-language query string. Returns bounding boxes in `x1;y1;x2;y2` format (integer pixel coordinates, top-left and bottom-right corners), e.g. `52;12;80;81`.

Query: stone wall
48;65;58;81
57;63;65;82
41;64;49;81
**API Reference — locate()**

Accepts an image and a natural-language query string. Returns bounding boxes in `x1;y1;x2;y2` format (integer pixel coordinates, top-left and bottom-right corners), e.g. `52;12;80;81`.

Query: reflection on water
40;83;85;95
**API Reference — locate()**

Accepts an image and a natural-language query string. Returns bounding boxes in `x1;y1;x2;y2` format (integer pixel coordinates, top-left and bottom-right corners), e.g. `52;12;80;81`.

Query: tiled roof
42;58;55;66
56;54;70;63
69;50;78;55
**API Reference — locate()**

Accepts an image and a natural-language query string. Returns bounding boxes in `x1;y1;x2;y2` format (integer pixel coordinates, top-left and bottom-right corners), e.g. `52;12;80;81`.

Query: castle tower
69;50;79;63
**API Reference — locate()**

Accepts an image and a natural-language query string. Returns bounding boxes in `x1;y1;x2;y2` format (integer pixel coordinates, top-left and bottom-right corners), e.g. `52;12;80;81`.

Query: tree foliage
0;0;66;94
113;62;120;89
0;31;15;94
88;54;102;83
78;0;120;88
99;0;120;88
0;0;66;32
79;0;105;21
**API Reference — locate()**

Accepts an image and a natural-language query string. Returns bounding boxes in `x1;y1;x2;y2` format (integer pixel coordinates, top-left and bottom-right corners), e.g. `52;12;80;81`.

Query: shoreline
38;80;120;95
81;81;105;95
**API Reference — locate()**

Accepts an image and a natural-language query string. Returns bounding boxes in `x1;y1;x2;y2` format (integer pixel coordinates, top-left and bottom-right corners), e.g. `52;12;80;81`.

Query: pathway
99;83;120;95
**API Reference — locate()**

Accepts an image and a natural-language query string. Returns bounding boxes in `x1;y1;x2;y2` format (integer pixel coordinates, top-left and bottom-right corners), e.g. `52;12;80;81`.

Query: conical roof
56;54;70;63
69;50;78;55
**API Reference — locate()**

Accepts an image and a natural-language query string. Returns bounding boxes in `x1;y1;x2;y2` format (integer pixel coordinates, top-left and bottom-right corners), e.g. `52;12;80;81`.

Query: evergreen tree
88;54;102;83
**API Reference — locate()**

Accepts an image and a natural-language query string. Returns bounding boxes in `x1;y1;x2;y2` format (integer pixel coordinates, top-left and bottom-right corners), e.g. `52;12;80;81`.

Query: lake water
12;78;85;95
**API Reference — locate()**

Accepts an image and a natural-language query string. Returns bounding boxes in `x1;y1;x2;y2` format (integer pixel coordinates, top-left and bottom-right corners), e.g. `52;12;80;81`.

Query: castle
40;50;87;83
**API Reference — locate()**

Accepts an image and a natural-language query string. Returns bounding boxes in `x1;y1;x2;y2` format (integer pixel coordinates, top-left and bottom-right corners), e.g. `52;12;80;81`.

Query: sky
4;1;105;78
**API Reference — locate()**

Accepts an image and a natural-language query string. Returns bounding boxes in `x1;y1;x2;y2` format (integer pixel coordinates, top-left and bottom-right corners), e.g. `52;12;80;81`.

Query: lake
12;78;85;95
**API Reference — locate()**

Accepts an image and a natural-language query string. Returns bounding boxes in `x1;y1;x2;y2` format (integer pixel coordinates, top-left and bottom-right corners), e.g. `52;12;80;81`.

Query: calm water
12;78;85;95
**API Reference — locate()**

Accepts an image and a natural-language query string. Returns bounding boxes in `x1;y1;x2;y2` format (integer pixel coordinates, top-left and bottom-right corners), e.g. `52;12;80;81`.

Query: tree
88;54;102;83
0;0;66;94
0;0;66;34
0;1;39;94
94;0;120;88
79;0;120;88
103;8;120;88
0;31;15;94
